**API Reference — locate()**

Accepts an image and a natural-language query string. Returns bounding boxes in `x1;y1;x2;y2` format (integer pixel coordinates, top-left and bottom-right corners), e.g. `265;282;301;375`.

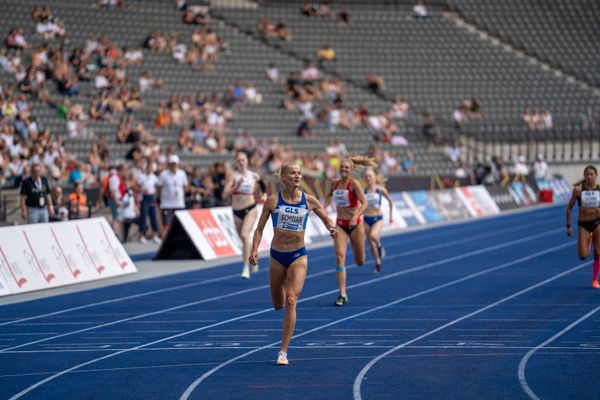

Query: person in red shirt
324;156;376;306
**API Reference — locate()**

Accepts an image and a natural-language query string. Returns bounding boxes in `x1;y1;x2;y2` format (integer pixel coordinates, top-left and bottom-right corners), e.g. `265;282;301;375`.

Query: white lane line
178;242;573;400
4;344;597;357
351;261;589;400
8;241;571;400
518;305;600;400
3;347;597;380
0;220;550;328
1;228;563;353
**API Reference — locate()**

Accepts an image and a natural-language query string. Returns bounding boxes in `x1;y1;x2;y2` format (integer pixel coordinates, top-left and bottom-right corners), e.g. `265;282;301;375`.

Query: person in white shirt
157;154;189;237
513;155;530;177
222;151;266;279
120;179;139;242
532;154;548;180
137;161;161;243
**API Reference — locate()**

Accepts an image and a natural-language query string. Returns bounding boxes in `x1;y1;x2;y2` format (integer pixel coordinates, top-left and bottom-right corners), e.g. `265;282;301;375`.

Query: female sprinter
324;156;376;306
249;163;337;365
363;167;395;274
223;151;266;279
566;165;600;288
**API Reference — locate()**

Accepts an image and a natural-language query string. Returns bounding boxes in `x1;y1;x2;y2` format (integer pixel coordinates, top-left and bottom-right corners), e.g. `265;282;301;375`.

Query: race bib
333;189;350;207
581;190;600;208
236;177;254;194
366;193;380;208
276;206;308;231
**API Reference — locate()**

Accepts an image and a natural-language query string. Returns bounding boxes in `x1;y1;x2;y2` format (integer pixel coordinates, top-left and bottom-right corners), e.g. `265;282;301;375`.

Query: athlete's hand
249;251;259;266
389;216;394;224
567;227;573;237
328;226;338;239
349;216;358;227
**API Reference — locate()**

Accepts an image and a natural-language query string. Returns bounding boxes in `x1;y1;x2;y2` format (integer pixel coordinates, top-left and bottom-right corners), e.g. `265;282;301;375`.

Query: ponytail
347;155;377;169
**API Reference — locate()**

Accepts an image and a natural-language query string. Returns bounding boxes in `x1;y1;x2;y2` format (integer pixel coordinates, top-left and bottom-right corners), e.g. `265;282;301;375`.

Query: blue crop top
272;192;310;232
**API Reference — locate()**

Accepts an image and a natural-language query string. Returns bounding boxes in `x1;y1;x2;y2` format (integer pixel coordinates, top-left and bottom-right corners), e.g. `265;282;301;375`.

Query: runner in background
223;151;267;279
363;167;394;274
249;163;337;365
324;156;376;306
566;165;600;288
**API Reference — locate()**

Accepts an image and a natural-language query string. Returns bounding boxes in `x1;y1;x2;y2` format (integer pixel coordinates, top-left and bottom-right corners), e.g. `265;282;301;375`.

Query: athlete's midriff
272;230;305;252
579;207;599;221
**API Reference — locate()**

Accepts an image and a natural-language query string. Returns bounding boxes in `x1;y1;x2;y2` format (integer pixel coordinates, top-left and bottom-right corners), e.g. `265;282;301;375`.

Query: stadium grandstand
0;1;599;399
0;0;597;221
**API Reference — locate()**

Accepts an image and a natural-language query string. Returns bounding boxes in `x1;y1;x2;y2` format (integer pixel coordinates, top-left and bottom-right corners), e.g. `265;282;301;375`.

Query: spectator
366;73;384;94
51;186;69;222
532;154;548;180
422;114;443;146
5;28;29;50
491;155;507;184
455;160;468;178
157;154;189;237
542;110;553;129
67;161;83;186
513;155;530;177
472;158;492;185
19;163;54;223
188;165;210;208
138;71;163;93
266;63;281;83
137;161;161;243
275;19;290;41
446;141;461;165
391;96;410;120
317;44;336;62
68;182;90;219
413;0;430;19
452;105;467;129
120;177;139;242
401;151;417;174
337;7;351;25
107;164;126;238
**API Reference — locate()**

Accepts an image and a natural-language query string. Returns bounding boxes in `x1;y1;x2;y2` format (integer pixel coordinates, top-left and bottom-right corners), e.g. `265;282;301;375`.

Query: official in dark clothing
20;163;54;224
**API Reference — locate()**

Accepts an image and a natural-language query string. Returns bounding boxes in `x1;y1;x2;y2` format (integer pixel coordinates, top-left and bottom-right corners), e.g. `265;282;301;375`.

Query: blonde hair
278;163;300;179
341;156;378;169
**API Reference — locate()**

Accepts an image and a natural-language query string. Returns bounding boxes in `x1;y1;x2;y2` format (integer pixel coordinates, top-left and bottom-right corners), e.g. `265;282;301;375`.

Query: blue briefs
270;247;307;269
364;215;383;227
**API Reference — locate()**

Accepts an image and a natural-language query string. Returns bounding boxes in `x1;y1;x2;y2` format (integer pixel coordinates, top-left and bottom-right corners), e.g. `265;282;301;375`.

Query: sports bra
272;192;310;232
578;184;600;208
333;179;358;208
364;187;382;209
233;171;256;195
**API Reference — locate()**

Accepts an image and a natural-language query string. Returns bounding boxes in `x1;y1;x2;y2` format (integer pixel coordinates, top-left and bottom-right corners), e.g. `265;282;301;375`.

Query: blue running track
1;205;598;400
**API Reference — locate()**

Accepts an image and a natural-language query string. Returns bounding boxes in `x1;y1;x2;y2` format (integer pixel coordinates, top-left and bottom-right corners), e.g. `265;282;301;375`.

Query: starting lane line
0;218;547;328
0;346;600;380
7;241;571;399
0;227;562;353
518;305;600;400
3;347;598;380
178;241;573;400
351;261;591;400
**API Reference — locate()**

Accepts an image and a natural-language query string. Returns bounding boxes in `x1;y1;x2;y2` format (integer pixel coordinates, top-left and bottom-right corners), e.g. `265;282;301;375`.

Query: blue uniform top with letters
364;187;382;210
272;192;310;232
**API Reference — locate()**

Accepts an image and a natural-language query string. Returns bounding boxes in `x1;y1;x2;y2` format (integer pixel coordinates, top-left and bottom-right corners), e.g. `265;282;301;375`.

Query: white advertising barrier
455;185;500;217
173;206;275;261
0;218;136;297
